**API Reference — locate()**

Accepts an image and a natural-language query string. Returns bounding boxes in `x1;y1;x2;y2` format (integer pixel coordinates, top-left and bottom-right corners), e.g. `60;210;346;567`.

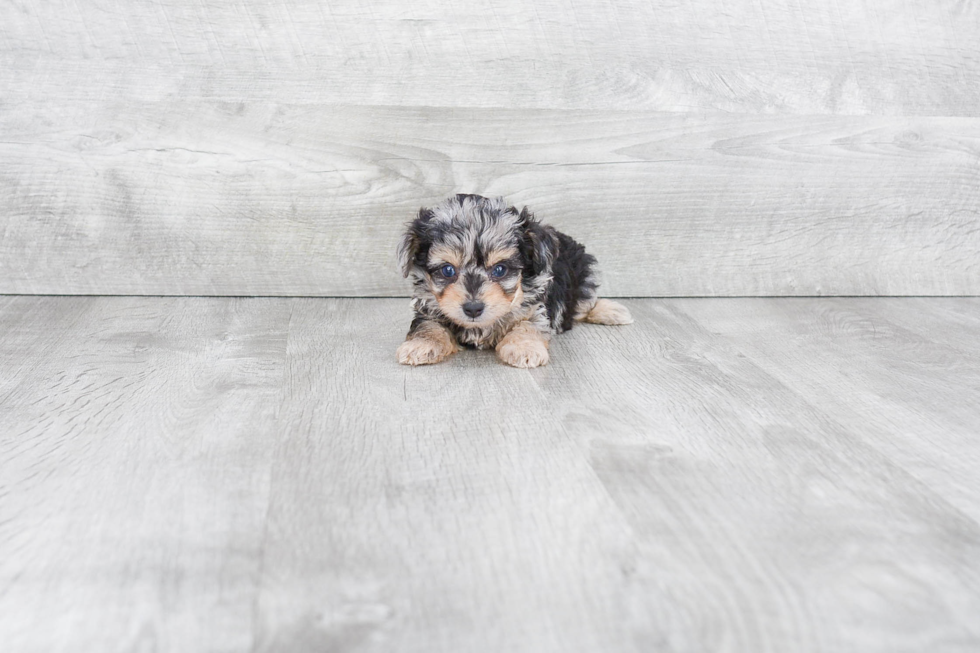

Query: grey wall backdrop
2;0;978;297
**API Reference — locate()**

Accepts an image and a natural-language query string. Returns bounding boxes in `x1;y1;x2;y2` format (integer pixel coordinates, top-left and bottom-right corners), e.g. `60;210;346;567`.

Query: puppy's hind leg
578;298;633;325
397;319;460;366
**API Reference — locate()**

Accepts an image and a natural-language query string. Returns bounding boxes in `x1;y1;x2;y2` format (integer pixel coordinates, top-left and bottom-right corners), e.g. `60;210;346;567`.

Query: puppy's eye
491;264;507;278
440;264;457;278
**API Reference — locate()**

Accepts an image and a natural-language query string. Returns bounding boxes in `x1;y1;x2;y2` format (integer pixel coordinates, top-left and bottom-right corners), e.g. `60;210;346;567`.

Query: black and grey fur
396;194;631;367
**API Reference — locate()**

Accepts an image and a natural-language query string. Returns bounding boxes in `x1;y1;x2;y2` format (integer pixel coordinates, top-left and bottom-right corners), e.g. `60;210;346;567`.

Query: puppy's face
398;195;554;329
425;240;524;328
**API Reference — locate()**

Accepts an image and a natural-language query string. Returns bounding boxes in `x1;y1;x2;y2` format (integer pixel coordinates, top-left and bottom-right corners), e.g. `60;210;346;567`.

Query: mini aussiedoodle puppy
396;194;632;368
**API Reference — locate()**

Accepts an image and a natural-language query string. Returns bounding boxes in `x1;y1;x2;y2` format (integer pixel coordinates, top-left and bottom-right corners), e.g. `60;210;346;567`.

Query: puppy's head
397;194;557;329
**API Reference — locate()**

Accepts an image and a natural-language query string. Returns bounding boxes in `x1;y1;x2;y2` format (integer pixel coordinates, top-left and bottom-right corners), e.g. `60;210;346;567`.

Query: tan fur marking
496;321;550;369
486;247;518;266
437;282;468;317
509;280;524;308
481;283;511;318
428;245;463;268
437;275;519;329
397;321;459;366
573;297;595;321
583;298;633;325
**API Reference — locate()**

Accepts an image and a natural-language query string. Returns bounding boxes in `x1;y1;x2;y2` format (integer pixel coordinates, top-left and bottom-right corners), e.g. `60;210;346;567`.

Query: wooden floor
2;296;979;653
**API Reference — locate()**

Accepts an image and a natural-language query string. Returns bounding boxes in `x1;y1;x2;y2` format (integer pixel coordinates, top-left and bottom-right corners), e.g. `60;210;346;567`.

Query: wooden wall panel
3;0;977;115
1;104;978;296
1;1;978;296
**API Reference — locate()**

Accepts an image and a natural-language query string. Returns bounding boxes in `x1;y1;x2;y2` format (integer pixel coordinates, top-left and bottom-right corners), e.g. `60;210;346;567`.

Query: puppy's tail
581;298;633;325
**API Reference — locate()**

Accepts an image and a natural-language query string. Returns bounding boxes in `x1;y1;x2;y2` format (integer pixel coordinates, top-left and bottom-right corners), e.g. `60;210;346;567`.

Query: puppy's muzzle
462;301;485;319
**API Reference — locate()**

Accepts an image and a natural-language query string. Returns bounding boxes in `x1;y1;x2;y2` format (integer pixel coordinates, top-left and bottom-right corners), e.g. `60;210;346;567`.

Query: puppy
396;194;632;368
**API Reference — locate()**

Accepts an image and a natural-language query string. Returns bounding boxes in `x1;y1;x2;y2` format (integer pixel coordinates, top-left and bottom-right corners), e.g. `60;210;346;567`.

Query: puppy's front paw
397;337;455;366
496;338;550;369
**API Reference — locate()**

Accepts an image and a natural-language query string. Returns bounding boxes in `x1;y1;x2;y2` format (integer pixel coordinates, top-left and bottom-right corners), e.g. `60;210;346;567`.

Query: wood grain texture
2;0;978;115
676;297;980;522
0;296;292;653
2;0;979;297
3;296;980;652
253;298;639;652
2;105;978;296
556;306;980;653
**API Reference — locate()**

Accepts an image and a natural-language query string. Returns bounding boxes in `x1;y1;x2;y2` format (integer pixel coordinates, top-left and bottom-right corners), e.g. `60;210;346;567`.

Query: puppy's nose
462;301;485;318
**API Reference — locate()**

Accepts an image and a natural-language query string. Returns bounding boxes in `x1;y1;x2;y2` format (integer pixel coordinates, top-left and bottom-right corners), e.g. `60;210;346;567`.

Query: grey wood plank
2;1;977;115
840;297;980;357
2;106;978;296
534;299;980;652
3;297;980;652
0;297;292;653
255;298;980;652
674;298;980;523
252;298;643;653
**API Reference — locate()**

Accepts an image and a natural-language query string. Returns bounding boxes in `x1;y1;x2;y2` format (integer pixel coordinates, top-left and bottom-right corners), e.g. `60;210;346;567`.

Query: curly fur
396;194;631;367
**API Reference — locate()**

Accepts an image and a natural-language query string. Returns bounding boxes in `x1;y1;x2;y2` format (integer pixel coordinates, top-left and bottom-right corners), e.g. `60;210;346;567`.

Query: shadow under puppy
397;194;632;368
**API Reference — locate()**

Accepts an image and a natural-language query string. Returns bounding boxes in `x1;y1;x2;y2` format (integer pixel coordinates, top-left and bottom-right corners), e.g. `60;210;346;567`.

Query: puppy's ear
396;230;419;278
396;208;433;277
518;206;559;277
